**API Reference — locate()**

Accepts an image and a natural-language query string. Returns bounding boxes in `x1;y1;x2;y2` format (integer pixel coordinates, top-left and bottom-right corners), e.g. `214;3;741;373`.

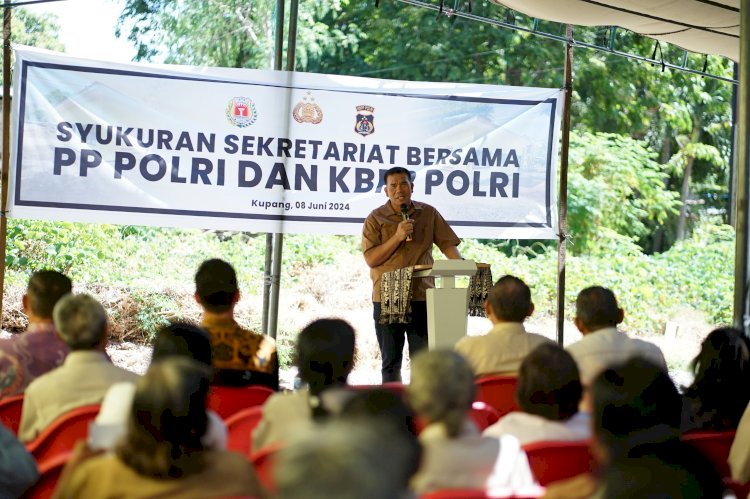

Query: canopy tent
489;0;740;61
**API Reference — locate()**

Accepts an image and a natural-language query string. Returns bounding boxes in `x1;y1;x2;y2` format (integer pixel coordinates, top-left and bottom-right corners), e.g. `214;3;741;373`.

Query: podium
413;260;478;349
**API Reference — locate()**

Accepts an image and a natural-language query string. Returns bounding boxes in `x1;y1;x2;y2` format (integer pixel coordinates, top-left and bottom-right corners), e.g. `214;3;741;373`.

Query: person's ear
483;299;492;317
22;294;29;313
233;290;240;304
527;302;535;318
616;308;624;325
574;316;585;333
194;292;202;305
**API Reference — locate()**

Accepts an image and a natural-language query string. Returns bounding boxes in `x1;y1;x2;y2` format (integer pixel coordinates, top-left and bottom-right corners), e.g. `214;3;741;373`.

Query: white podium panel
413;260;478;350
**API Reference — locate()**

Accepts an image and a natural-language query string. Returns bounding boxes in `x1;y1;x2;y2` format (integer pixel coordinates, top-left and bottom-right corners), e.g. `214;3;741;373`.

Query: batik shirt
0;323;69;398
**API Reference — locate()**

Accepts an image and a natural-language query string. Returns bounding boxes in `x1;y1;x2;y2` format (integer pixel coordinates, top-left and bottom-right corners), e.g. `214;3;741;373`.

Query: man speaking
362;167;462;382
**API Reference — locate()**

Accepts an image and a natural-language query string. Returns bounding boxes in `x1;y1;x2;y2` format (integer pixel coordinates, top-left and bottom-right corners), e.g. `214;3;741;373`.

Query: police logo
355;105;375;137
292;92;323;124
226;97;257;128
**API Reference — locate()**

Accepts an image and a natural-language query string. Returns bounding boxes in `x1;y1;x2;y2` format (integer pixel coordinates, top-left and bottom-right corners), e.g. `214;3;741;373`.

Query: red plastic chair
681;430;750;498
250;443;284;494
20;450;71;499
25;404;100;465
522;440;596;486
207;385;274;420
225;405;264;457
475;375;519;417
468;401;502;431
0;394;24;435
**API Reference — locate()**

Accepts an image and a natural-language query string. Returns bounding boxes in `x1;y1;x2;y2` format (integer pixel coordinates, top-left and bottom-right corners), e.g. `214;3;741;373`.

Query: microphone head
400;203;408;214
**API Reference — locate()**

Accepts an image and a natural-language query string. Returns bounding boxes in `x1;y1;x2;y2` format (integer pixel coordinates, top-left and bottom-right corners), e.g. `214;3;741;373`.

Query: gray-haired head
407;349;475;437
52;293;108;350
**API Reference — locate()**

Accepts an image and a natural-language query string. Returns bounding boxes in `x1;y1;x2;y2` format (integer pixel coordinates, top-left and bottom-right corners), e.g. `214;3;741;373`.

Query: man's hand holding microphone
399;203;413;242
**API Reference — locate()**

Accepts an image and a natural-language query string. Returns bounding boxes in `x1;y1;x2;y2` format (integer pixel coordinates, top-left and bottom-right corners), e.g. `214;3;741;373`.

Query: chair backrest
0;394;25;435
20;450;72;499
250;443;284;495
468;401;502;431
207;385;274;420
681;430;736;479
225;405;264;457
474;375;519;417
26;404;100;465
420;488;545;499
522;440;596;486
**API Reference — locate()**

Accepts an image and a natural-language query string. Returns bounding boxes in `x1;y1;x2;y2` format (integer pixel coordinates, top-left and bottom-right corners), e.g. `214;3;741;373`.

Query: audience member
455;275;552;376
729;400;750;483
195;258;278;389
54;357;263;498
407;349;538;495
18;293;137;442
0;423;38;498
0;270;71;397
252;318;356;451
681;326;750;432
567;286;666;387
275;419;419;499
90;322;227;451
484;343;590;444
341;387;419;437
545;358;724;499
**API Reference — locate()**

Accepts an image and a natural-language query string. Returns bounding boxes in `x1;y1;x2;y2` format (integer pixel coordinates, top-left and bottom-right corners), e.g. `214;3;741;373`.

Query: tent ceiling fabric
489;0;739;61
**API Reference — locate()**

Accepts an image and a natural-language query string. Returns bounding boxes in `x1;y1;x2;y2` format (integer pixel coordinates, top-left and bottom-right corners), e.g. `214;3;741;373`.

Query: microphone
400;204;413;242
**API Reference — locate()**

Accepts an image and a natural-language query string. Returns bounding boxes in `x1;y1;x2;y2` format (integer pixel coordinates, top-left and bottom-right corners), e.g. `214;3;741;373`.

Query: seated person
252;318;355;451
681;326;750;432
275;418;420;499
195;258;278;389
455;275;553;376
54;357;263;498
90;322;226;451
0;423;38;497
483;343;590;444
18;294;137;442
730;399;750;484
0;270;71;397
407;350;538;495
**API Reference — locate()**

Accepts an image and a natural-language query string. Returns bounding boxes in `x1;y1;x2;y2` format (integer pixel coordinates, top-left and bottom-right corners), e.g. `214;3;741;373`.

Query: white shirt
91;382;227;451
454;322;554;376
483;411;591;445
566;327;667;385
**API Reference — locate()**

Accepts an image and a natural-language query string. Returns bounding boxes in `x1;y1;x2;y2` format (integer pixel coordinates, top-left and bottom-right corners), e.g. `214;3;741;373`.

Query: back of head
275;419;419;499
575;286;622;331
118;357;211;479
152;321;213;366
342;388;419;437
26;270;72;319
517;343;582;421
52;293;107;350
194;259;238;313
685;326;750;427
592;357;681;462
296;318;355;397
487;275;532;322
408;350;475;437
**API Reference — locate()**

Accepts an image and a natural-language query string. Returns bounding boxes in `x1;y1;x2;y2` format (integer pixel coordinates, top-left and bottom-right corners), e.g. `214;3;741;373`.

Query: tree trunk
676;122;702;240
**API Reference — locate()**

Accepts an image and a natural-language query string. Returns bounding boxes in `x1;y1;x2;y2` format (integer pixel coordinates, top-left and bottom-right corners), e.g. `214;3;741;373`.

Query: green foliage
567;132;680;254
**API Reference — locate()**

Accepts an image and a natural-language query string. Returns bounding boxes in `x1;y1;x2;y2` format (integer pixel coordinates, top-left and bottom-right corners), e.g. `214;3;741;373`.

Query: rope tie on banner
651;41;666;72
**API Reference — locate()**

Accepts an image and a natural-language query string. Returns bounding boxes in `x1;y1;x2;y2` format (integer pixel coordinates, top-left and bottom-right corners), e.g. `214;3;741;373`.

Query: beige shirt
412;420;538;495
729;401;750;483
56;450;263;499
454;322;554;376
19;351;138;442
362;200;460;302
483;411;592;445
565;327;667;386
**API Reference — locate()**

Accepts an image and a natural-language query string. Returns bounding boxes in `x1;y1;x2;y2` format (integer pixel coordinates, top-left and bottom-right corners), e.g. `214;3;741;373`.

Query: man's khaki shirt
362;200;460;302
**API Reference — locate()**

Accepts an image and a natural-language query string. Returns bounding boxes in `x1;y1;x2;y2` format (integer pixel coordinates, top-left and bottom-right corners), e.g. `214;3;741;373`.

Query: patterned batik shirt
0;323;69;397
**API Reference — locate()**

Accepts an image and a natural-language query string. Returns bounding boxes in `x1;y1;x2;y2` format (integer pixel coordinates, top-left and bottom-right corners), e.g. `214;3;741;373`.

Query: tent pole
263;0;286;337
0;2;11;329
733;3;750;333
556;24;573;345
267;0;299;340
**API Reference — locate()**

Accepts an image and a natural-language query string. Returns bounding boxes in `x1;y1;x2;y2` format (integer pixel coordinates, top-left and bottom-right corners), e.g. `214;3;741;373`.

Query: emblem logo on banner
354;105;375;136
292;92;323;124
226;97;258;128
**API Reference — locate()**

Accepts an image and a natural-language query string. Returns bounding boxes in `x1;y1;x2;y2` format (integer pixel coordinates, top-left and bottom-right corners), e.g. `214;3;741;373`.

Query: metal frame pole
733;1;750;333
0;2;11;327
556;24;573;344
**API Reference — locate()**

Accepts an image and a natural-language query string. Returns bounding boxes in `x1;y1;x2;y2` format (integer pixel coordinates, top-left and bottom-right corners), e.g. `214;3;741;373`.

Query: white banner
9;46;561;239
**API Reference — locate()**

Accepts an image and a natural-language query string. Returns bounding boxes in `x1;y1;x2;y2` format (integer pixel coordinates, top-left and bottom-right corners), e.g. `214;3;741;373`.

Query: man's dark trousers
372;301;428;383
